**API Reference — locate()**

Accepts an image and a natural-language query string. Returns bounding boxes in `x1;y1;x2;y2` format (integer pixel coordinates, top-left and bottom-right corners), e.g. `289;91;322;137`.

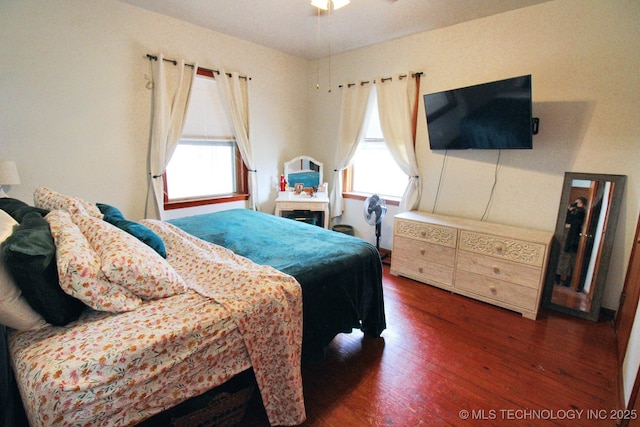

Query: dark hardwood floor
242;264;620;426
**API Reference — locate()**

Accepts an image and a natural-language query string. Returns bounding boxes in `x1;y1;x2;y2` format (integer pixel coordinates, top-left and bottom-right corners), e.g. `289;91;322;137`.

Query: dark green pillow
11;206;50;223
0;212;84;325
96;203;167;258
0;198;49;222
0;198;28;214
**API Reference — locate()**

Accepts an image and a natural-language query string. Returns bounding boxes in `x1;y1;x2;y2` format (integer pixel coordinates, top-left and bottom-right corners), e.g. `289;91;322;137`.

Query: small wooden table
274;192;330;229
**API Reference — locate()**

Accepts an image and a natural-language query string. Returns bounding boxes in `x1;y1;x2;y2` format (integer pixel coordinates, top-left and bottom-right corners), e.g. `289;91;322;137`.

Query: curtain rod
338;72;423;88
146;54;250;80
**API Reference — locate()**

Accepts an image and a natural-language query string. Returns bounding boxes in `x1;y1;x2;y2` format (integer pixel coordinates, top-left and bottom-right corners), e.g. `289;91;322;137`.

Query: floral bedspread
143;220;306;426
10;292;251;427
9;220;305;427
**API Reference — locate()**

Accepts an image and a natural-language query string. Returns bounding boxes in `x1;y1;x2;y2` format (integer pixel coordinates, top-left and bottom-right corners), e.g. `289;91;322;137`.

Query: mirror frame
542;172;626;321
283;156;323;189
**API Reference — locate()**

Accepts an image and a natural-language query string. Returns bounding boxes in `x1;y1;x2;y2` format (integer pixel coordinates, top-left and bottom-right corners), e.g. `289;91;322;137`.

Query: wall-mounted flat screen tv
424;75;533;150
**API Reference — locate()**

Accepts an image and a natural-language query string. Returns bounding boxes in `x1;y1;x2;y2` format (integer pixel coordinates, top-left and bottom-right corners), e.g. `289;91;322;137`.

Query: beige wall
309;0;640;308
306;0;640;405
2;0;639;407
0;0;309;219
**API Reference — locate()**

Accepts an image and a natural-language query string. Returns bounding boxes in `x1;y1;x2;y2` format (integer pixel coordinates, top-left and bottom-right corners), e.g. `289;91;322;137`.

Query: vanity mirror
542;172;626;321
277;156;329;228
283;156;323;190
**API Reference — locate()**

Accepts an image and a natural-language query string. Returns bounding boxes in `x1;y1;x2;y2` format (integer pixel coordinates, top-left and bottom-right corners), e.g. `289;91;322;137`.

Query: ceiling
116;0;550;60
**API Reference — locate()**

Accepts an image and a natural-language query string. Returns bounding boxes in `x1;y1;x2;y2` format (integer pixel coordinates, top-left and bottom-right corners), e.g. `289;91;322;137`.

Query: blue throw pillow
96;203;167;258
96;203;126;221
0;212;85;325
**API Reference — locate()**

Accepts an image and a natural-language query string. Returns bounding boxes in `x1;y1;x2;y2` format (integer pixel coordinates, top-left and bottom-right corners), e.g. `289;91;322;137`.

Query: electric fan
363;194;388;261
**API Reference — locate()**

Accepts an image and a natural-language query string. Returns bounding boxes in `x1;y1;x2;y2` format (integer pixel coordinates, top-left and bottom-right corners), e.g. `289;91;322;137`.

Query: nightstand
274;192;330;229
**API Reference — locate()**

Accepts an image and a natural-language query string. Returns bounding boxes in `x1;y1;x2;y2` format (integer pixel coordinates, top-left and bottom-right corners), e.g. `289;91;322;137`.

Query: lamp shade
0;161;20;185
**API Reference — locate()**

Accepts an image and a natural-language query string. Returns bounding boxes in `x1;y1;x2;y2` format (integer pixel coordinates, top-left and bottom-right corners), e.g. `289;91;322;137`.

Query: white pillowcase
0;209;17;242
0;209;49;331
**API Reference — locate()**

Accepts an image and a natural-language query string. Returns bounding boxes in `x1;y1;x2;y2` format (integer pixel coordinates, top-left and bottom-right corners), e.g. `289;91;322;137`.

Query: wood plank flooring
242;264;620;426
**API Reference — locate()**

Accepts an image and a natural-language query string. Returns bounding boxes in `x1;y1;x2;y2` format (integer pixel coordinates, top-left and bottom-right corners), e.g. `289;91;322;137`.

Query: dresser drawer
459;230;547;267
455;270;539;311
393;236;456;267
391;256;454;289
395;219;457;248
275;201;328;211
456;251;541;289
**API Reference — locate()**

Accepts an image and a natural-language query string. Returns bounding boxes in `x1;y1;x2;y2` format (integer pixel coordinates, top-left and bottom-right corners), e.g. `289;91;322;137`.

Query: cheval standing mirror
542;172;626;321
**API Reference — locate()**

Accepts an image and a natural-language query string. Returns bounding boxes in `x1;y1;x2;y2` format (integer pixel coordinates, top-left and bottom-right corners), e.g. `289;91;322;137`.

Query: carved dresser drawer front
459;230;547;268
392;256;454;289
455;270;539;311
394;236;456;267
395;219;457;248
392;211;552;319
456;251;541;289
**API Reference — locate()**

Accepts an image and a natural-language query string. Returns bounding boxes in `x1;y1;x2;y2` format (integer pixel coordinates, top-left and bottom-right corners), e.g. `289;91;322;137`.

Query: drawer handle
420;248;426;255
420;230;427;237
493;241;506;255
489;285;498;295
493;266;501;275
418;267;424;273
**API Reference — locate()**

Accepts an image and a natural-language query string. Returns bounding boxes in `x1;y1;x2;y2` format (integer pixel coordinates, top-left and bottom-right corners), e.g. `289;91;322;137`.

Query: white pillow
0;210;49;331
0;209;16;241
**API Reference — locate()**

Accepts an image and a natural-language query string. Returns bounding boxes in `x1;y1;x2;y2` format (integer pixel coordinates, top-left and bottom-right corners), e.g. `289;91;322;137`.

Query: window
165;139;237;198
345;90;408;201
164;70;248;209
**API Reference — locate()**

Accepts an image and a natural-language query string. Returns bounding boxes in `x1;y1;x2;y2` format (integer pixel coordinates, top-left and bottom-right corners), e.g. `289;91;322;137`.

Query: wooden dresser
391;211;553;319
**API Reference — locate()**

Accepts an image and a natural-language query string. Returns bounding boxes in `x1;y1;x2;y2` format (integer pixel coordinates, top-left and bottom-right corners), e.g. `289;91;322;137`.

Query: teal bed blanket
168;209;386;362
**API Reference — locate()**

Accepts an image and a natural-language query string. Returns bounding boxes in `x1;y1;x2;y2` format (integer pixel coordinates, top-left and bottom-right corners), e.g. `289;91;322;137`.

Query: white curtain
375;74;421;211
147;54;197;219
329;82;374;219
216;70;258;211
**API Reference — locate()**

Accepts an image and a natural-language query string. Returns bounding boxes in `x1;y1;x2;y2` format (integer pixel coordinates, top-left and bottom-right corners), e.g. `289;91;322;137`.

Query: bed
167;208;386;362
0;189;386;427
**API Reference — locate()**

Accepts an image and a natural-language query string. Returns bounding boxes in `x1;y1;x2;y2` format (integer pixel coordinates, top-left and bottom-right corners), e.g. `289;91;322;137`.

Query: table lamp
0;160;20;198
